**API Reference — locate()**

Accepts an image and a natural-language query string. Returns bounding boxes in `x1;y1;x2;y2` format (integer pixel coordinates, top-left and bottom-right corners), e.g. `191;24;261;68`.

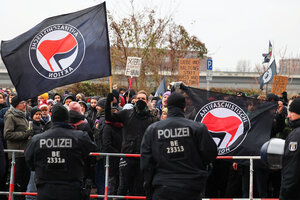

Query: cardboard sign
125;57;142;77
178;58;200;87
271;75;288;96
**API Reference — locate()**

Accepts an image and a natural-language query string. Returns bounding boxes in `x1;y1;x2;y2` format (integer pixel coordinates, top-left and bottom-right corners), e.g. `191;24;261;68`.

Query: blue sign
207;59;213;70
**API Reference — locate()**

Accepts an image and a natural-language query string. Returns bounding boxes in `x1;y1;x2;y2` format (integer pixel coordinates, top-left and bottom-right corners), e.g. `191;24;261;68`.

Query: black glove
180;82;188;90
107;93;115;103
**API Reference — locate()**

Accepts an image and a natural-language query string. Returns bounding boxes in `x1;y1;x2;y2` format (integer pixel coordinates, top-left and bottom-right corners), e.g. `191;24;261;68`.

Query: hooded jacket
105;98;156;154
4;107;30;158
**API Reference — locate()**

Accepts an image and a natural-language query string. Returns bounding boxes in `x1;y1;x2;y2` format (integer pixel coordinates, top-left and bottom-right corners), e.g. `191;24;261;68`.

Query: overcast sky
1;0;300;71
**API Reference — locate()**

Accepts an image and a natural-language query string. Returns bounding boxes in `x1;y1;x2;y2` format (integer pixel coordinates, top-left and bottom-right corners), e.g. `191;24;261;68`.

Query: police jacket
140;106;217;191
24;122;96;185
105;100;156;154
280;119;300;200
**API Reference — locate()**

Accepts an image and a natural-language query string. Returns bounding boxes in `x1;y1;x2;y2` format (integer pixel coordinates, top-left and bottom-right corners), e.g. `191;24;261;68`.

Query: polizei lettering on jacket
40;138;72;148
158;127;190;139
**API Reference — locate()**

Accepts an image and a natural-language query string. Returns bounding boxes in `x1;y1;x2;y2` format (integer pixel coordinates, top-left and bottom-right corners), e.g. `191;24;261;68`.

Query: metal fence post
249;157;254;200
104;155;110;200
8;151;15;200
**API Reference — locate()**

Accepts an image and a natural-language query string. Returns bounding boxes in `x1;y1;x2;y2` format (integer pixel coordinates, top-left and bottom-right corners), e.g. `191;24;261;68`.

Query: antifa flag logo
262;67;272;83
194;100;251;155
29;24;85;79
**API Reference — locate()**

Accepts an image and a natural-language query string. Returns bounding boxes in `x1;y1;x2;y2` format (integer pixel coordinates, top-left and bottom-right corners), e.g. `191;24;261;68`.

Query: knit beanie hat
39;93;49;100
163;91;171;97
11;96;22;108
167;92;186;109
289;97;300;115
47;99;54;105
31;107;41;119
51;104;69;122
78;101;88;111
69;101;81;114
97;98;106;109
63;95;75;104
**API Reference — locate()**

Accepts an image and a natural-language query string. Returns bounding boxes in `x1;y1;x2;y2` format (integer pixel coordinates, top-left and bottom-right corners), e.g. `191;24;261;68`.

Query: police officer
280;97;300;200
25;104;96;200
140;92;217;200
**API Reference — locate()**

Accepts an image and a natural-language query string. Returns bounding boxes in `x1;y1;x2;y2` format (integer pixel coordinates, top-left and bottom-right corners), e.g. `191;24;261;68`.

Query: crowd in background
0;85;300;199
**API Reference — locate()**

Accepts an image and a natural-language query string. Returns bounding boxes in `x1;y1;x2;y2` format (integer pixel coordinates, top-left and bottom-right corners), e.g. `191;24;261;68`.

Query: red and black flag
1;2;111;100
181;87;277;156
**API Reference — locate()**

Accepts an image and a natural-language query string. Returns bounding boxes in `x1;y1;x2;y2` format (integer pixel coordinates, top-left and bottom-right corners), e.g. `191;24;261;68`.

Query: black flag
262;41;272;64
1;3;111;100
258;60;277;90
180;87;277;156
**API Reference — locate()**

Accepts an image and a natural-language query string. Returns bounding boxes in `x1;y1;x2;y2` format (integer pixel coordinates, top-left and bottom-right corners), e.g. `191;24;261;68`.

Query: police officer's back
25;104;96;200
141;92;217;200
280;97;300;200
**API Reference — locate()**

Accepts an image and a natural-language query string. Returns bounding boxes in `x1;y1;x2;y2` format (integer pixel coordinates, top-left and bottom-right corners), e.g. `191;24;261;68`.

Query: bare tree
236;59;251;72
108;2;207;91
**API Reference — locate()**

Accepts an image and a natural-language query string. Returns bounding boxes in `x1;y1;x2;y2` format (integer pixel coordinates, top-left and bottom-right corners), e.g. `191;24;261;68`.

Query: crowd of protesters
0;85;300;199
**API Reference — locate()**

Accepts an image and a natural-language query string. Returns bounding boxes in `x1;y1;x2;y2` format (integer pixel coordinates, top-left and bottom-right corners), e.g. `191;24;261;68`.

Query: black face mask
136;100;147;110
135;100;148;115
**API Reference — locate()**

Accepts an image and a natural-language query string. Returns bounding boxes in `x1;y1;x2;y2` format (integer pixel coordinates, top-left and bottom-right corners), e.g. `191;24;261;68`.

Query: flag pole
127;76;133;104
109;76;112;93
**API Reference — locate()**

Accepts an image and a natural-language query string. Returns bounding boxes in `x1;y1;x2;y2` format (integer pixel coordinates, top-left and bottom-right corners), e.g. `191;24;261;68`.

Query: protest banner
271;75;288;96
178;58;200;87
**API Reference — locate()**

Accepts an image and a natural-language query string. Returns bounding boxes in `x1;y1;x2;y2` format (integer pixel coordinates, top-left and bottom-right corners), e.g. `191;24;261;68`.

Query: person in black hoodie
53;93;63;104
105;90;156;196
69;102;93;139
102;106;123;196
94;98;106;199
68;101;95;197
87;97;99;129
26;107;44;200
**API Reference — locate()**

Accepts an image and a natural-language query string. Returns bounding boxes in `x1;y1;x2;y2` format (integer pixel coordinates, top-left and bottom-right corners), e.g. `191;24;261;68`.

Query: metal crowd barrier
0;149;279;200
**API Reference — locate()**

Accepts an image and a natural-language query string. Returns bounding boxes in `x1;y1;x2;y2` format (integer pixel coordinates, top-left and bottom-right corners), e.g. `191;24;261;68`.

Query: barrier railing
1;149;278;200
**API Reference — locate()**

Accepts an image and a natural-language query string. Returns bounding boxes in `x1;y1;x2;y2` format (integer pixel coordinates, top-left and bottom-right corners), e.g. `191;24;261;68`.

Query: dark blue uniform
25;123;96;200
280;119;300;200
141;104;217;200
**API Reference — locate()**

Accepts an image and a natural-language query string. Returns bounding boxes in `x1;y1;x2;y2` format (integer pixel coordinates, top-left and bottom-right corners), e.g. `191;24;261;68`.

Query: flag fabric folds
179;87;277;157
155;76;167;97
262;41;272;64
1;2;111;100
258;60;277;90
